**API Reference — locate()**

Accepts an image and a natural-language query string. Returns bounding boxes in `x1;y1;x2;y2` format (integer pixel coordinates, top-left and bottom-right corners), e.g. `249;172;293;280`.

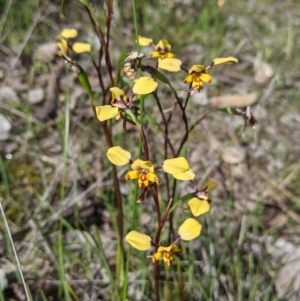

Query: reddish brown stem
154;262;160;301
153;92;176;157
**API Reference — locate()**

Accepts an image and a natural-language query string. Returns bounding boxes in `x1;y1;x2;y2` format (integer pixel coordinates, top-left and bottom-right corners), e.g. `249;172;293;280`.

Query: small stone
0;86;20;104
0;114;11;141
254;54;274;85
34;42;58;63
0;269;8;290
28;87;44;104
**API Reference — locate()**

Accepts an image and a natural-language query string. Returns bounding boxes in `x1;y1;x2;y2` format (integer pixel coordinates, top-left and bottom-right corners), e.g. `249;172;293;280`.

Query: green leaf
152;70;171;85
116;52;132;86
77;0;89;5
178;193;195;203
77;69;93;99
219;108;239;115
59;0;65;18
142;65;172;86
121;77;133;85
125;109;140;125
143;114;158;126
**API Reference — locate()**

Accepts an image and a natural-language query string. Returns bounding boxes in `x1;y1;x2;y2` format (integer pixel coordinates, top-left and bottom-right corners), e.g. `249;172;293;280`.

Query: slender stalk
82;2;126;291
167;88;189;137
151;184;162;301
184;91;191;109
150;186;161;229
91;59;106;102
60;66;70;200
0;203;32;301
106;0;113;49
168;179;177;242
84;5;114;85
131;0;161;299
154;262;160;301
153;92;176;157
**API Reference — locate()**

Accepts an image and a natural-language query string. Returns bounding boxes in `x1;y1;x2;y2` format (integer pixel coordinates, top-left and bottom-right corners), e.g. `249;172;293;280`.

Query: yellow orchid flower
151;244;181;266
123;52;146;80
125;159;159;190
184;57;238;92
150;39;175;62
57;37;70;57
184;65;212;91
163;157;195;180
188;181;217;216
57;28;78;57
96;87;130;122
57;28;91;57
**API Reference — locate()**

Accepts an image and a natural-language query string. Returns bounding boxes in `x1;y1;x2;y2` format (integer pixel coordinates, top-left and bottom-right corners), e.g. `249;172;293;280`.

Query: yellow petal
192;81;203;90
189;65;205;74
72;42;91;53
155;39;171;51
166;52;176;59
150;51;160;58
137;36;153;46
200;73;212;83
57;38;68;56
163;157;190;174
213;57;238;65
133;77;158;95
172;169;195;180
206;181;218;191
152;251;163;262
178;218;202;241
125;170;140;180
188;198;210;216
148;172;159;183
158;58;182;72
184;74;194;83
110;87;125;100
60;28;78;39
96;105;118;122
131;159;154;172
159;244;180;253
125;231;151;251
106;146;131;166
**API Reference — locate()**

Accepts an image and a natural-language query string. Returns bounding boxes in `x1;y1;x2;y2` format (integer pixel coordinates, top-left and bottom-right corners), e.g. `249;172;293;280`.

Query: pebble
0;269;8;290
0;114;11;141
0;86;20;104
28;87;44;104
